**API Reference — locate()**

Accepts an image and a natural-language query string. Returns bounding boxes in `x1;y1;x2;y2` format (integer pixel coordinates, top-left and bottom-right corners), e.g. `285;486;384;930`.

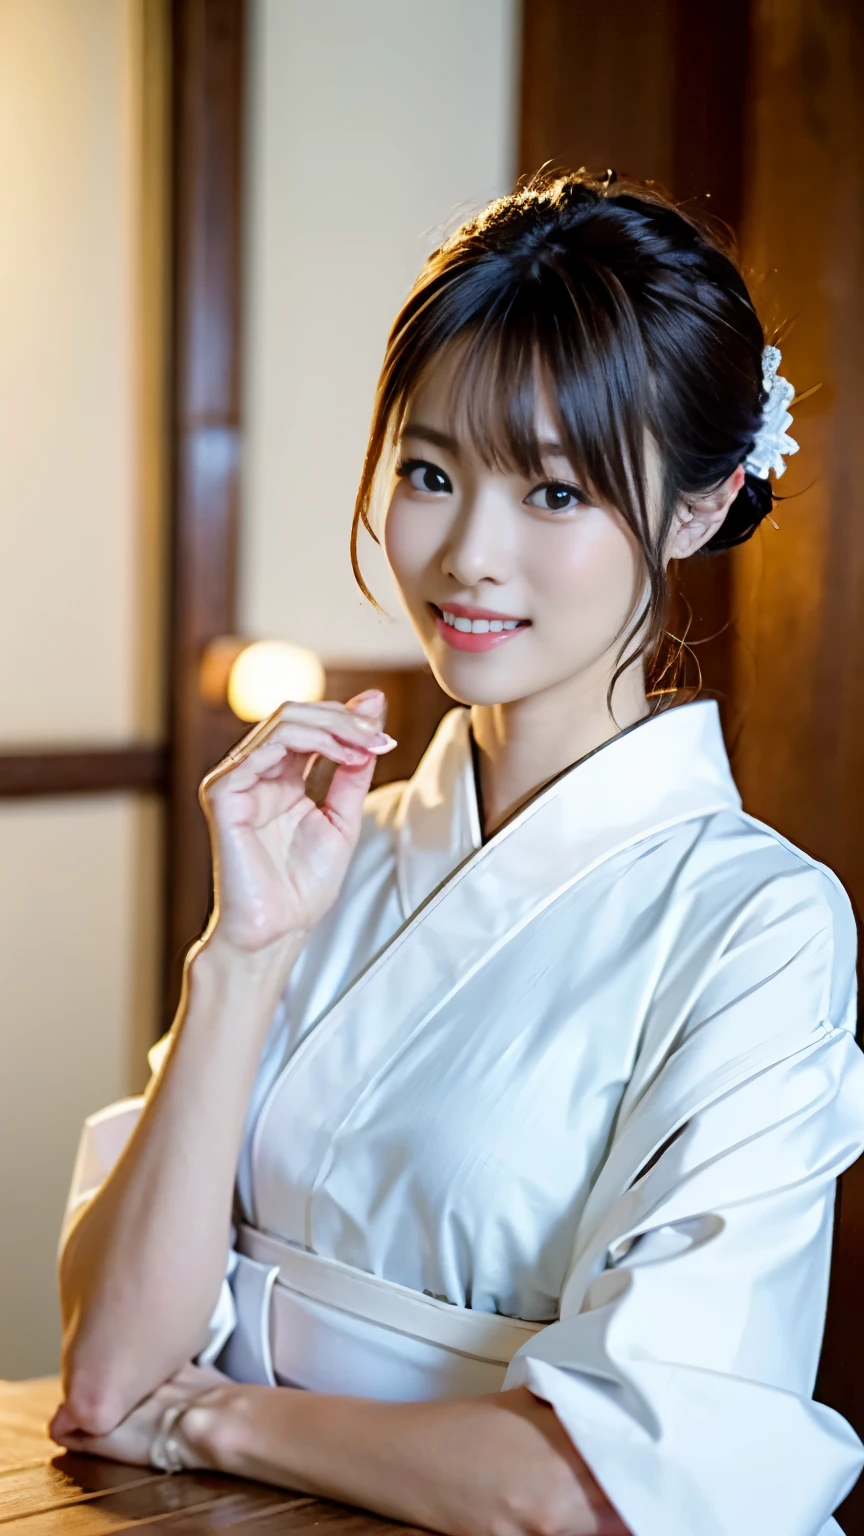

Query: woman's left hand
48;1362;228;1468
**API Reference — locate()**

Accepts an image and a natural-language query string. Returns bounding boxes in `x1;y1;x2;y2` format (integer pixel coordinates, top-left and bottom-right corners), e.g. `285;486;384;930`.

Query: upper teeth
440;610;522;633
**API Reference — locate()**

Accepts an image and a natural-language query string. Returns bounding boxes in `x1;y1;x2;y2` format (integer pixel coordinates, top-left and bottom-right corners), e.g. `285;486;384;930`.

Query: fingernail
350;690;384;710
368;734;398;754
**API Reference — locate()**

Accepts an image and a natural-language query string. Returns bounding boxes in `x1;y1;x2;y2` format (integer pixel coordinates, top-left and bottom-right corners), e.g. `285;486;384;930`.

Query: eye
524;481;588;514
396;459;452;495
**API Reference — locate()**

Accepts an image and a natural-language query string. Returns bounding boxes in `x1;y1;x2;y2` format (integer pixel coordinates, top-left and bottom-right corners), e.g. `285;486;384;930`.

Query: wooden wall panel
519;0;751;720
732;0;864;905
731;3;864;1519
519;0;750;223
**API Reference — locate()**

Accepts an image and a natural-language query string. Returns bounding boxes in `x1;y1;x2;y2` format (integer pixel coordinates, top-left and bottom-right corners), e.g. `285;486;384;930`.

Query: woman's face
383;350;648;709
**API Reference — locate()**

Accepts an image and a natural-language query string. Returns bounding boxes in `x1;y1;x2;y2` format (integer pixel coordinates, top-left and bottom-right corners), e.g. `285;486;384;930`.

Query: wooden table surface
0;1378;427;1534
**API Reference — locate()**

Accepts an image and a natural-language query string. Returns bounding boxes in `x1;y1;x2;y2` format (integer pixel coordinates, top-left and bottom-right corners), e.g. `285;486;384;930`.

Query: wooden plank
129;1500;420;1536
0;1380;64;1474
0;1464;171;1522
0;748;167;800
0;1478;278;1531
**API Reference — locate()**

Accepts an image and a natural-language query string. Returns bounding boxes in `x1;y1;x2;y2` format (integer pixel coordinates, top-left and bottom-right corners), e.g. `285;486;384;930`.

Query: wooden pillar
165;0;247;1013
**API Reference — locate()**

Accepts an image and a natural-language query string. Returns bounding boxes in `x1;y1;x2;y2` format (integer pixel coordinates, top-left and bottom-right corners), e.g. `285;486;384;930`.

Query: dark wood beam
0;746;168;799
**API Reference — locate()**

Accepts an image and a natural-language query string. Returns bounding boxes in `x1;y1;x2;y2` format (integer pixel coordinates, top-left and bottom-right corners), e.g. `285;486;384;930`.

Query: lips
428;603;531;654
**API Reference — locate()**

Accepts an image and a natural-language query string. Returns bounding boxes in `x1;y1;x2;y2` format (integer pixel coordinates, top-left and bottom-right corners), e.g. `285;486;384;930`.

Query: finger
230;709;392;768
219;731;394;798
346;689;387;722
206;700;390;799
48;1403;78;1440
320;747;383;838
221;731;372;785
238;698;387;755
50;1421;91;1451
263;715;393;754
203;724;393;803
320;693;394;831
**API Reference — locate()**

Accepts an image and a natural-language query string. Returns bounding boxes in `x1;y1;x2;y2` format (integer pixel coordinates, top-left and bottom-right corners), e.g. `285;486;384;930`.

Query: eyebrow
400;422;571;460
400;423;460;454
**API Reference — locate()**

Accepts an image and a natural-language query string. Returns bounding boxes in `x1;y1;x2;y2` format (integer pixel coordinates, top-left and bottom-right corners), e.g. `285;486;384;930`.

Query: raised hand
199;689;395;953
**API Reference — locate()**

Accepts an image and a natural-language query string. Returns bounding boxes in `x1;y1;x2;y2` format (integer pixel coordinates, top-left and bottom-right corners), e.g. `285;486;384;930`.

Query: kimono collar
393;699;741;921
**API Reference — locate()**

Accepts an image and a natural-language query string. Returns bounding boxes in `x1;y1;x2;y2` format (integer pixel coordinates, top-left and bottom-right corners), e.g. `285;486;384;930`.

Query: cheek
382;493;432;588
525;514;644;636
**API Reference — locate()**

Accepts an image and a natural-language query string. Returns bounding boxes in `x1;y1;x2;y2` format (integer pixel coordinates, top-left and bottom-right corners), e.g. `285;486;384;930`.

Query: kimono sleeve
502;866;864;1536
59;1032;238;1368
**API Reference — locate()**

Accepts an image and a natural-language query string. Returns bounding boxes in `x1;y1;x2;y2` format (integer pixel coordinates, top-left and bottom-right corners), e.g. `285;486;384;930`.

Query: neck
469;659;650;840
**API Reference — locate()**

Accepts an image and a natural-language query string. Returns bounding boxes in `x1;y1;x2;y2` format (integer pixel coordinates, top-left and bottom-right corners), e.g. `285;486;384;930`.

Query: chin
422;648;538;708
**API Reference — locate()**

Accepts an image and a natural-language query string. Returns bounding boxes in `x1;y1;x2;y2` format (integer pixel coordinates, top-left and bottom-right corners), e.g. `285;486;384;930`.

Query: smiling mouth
428;603;531;652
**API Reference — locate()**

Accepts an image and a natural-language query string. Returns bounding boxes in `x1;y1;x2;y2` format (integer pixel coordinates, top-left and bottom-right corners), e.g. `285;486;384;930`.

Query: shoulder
620;810;860;1122
650;806;857;1039
693;805;855;952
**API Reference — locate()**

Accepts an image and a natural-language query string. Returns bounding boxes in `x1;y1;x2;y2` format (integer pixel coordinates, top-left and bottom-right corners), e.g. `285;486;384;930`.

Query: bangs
390;259;654;536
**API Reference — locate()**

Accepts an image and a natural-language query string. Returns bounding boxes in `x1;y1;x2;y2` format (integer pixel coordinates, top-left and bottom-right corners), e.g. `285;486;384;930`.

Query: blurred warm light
226;639;326;721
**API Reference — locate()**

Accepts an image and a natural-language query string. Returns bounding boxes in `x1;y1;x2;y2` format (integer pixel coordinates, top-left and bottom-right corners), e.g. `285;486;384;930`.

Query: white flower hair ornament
743;344;800;480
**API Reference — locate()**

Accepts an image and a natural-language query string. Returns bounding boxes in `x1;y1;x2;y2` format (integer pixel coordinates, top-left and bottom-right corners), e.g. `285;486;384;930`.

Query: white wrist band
149;1401;194;1474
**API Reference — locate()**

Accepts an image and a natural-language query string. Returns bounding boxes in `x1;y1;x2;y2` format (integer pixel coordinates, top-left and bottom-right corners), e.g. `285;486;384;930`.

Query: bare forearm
59;932;303;1428
185;1382;623;1536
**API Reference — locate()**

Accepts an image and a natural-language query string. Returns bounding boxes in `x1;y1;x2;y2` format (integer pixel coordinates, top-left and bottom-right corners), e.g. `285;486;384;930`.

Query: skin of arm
53;1369;624;1536
189;1381;624;1536
58;931;303;1434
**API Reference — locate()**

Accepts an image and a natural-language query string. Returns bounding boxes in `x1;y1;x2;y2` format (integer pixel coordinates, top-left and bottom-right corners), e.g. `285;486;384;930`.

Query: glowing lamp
226;640;326;721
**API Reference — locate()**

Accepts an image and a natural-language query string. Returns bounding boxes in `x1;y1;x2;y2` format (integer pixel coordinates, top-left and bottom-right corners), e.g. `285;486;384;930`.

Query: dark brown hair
351;169;775;693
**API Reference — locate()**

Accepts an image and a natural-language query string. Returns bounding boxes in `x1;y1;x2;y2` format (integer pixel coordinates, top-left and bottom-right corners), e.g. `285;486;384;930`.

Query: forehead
401;342;562;454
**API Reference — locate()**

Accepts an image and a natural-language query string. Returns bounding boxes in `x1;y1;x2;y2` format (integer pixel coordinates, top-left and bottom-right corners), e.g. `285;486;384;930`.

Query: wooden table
0;1378;425;1533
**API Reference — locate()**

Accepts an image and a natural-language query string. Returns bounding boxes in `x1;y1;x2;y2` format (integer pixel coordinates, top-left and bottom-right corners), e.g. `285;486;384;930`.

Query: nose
440;484;513;589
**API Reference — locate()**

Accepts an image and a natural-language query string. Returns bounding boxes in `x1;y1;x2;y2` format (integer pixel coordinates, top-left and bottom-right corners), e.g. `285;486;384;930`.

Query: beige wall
0;0;163;1377
0;0;160;743
0;796;161;1379
240;0;519;664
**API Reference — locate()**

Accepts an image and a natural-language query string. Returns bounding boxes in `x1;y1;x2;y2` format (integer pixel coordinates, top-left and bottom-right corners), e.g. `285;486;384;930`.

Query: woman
52;172;864;1536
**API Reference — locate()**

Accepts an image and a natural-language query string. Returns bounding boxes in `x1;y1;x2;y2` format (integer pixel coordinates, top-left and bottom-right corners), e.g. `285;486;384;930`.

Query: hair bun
706;471;775;552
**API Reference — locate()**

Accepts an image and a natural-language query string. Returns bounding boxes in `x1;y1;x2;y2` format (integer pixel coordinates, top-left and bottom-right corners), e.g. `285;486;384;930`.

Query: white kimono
65;700;864;1536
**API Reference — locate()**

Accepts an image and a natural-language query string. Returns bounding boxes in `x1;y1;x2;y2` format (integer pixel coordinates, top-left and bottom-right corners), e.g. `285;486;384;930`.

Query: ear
666;465;746;560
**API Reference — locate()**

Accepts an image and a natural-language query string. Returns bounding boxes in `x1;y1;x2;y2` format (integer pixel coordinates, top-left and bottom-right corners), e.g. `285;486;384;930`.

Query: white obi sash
221;1222;546;1400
